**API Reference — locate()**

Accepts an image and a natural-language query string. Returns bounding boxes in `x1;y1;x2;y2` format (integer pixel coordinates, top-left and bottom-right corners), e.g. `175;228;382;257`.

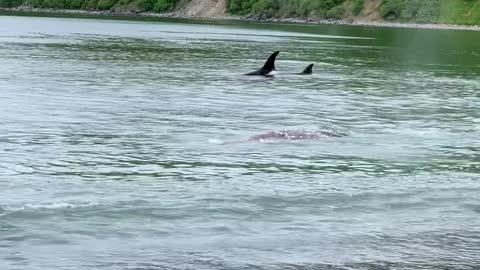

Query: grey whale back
249;130;345;141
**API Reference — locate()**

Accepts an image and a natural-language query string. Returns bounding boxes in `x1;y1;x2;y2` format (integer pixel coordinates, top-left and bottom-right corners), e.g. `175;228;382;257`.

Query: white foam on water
208;138;224;144
4;202;100;212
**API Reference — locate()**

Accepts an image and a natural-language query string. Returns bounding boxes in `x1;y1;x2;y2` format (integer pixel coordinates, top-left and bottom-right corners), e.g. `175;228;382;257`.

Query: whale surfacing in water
245;51;280;76
249;130;344;142
300;64;314;75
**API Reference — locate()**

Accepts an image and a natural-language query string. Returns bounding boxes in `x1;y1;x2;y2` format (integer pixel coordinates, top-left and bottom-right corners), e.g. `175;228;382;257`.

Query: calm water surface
1;15;480;270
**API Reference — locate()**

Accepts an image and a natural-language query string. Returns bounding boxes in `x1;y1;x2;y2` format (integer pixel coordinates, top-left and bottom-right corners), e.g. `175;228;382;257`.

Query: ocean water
0;15;480;269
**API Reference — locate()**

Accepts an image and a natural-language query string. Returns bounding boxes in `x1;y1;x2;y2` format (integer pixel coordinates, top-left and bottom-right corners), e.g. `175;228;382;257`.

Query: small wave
26;202;99;209
3;202;100;212
208;138;224;144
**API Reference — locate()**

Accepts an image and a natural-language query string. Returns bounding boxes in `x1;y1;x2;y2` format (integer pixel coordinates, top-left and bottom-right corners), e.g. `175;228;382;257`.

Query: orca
245;51;280;76
248;130;345;142
286;63;314;75
300;64;314;75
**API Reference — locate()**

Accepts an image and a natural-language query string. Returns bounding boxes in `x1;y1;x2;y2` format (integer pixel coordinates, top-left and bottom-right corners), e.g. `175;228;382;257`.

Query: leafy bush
120;0;155;11
252;0;278;17
140;0;155;11
416;0;439;23
97;0;116;9
41;0;65;8
65;0;84;9
326;4;344;19
228;0;255;15
399;0;420;19
24;0;43;7
84;0;98;9
353;0;364;15
0;0;23;7
153;0;175;12
380;0;403;20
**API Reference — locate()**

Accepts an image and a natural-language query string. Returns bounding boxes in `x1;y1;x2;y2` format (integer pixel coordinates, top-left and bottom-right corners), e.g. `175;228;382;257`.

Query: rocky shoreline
2;7;480;32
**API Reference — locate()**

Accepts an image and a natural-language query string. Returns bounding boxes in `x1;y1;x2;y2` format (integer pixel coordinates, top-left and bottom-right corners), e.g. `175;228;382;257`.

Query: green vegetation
227;0;479;24
97;0;116;10
232;0;479;24
353;0;364;15
228;0;345;19
0;0;23;8
0;0;177;11
439;0;480;25
326;5;344;19
380;0;440;23
153;0;175;12
378;0;480;24
0;0;479;26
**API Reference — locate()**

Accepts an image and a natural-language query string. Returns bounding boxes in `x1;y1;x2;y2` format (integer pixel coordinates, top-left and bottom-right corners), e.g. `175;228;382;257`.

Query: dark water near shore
1;15;480;270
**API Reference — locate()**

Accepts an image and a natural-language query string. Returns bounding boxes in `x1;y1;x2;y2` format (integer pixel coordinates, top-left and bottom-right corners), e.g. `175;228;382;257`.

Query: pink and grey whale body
208;130;345;145
248;130;345;141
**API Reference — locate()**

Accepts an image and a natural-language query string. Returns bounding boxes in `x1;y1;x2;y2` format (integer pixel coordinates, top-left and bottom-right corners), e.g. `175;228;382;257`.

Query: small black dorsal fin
301;63;314;75
262;51;280;72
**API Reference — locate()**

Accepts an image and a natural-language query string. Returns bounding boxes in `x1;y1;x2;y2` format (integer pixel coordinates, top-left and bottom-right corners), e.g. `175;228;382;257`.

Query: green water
0;14;479;270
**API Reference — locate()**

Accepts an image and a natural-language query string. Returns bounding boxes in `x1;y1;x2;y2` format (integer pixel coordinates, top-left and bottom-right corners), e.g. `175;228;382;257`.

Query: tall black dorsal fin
245;51;280;76
262;51;280;71
301;64;314;75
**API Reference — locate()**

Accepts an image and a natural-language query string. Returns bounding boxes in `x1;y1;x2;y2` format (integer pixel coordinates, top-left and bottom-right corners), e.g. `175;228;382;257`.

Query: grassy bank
439;0;480;25
0;0;479;25
377;0;480;25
